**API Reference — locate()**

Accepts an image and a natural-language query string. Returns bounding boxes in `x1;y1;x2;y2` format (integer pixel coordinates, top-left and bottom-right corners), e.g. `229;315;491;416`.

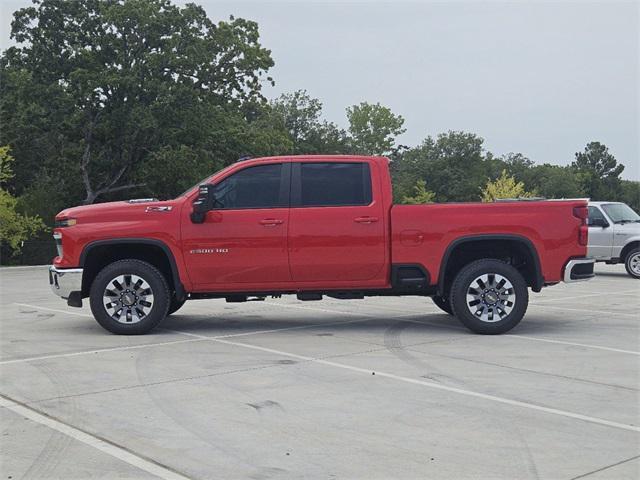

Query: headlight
54;218;77;228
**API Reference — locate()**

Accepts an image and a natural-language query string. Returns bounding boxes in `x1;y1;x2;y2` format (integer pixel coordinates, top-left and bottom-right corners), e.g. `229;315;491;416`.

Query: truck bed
391;199;588;286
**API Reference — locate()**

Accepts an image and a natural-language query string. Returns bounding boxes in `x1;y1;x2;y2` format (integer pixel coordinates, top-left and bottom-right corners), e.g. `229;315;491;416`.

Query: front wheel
624;248;640;279
450;259;528;335
90;259;170;335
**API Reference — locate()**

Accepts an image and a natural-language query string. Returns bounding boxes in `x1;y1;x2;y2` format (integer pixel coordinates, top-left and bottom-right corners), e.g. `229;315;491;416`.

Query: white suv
588;202;640;278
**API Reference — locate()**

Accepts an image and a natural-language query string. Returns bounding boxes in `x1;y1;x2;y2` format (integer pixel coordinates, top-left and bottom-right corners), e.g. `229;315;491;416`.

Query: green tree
401;180;435;204
392;131;493;202
2;0;276;204
481;170;536;202
0;147;46;255
572;142;625;200
271;90;350;154
346;102;405;156
524;164;584;199
619;180;640;213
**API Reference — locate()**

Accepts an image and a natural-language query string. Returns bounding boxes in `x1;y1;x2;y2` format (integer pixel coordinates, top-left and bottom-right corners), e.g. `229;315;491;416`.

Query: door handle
354;216;379;224
259;218;284;226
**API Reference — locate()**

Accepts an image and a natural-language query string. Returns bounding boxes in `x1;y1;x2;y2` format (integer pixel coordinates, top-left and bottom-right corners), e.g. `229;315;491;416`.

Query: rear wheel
624;248;640;279
450;259;528;334
90;259;170;335
431;296;453;315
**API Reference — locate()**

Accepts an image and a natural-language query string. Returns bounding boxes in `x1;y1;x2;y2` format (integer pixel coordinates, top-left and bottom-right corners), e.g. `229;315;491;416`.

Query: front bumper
563;258;595;283
49;266;83;300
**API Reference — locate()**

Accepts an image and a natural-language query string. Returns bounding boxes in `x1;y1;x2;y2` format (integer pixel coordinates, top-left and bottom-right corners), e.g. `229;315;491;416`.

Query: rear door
181;162;291;289
587;206;614;259
288;161;386;284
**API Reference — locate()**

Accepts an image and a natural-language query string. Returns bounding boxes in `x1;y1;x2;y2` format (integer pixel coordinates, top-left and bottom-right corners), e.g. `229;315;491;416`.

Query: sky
1;0;638;180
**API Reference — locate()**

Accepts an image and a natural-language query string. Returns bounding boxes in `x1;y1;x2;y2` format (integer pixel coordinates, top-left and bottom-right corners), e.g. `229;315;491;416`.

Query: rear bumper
49;265;83;300
563;258;595;283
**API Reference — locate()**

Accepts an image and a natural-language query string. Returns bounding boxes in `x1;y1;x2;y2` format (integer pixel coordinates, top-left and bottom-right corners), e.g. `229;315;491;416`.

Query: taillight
53;232;63;257
573;206;588;221
573;206;588;246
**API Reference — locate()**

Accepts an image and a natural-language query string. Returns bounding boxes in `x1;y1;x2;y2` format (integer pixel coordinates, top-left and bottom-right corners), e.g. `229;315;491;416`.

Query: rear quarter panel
391;200;588;285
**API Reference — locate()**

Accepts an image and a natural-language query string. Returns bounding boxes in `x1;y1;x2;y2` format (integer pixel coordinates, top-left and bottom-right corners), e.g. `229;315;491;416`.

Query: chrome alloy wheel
629;253;640;276
465;273;516;323
103;274;154;324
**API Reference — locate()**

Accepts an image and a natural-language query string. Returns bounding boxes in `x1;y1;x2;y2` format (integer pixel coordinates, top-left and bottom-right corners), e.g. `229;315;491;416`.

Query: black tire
431;296;453;315
89;259;170;335
168;296;187;315
624;248;640;279
450;259;528;335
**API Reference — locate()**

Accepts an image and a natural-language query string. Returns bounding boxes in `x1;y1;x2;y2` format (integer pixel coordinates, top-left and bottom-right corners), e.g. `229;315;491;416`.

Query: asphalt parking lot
1;265;638;480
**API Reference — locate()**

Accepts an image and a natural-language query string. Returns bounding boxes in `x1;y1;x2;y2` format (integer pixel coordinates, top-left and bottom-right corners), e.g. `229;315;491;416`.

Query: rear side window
299;162;372;207
213;164;285;209
588;206;606;226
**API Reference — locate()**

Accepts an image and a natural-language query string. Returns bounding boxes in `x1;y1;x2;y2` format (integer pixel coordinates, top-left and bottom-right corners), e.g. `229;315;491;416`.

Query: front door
288;161;387;285
181;163;291;289
587;206;613;259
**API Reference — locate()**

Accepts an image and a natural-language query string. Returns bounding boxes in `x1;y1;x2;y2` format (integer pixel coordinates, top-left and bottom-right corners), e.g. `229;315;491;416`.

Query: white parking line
0;338;206;365
263;302;640;355
163;329;640;433
4;302;373;365
0;395;191;480
531;290;640;304
508;335;640;355
529;304;639;318
14;303;93;317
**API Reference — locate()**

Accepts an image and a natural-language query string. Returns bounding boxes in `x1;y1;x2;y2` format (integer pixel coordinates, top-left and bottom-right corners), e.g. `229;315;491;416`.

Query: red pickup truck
49;155;594;335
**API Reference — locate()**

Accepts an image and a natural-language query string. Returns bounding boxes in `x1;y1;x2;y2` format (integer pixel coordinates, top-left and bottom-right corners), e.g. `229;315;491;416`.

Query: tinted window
300;163;372;207
213;164;284;209
588;206;606;226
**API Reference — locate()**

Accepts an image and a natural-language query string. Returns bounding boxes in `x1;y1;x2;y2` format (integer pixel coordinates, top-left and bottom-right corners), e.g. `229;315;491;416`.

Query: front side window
213;164;285;209
588;206;606;226
299;162;372;207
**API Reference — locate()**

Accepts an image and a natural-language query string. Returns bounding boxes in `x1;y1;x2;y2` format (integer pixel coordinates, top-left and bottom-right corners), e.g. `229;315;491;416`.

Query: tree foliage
271;90;350;154
392;131;494;202
571;142;625;201
402;180;435;204
2;0;277;204
481;170;536;202
0;147;46;255
1;0;638;265
347;102;406;156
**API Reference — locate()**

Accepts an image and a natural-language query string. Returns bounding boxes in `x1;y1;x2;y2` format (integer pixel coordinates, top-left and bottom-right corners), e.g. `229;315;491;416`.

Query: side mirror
191;184;215;224
590;217;609;228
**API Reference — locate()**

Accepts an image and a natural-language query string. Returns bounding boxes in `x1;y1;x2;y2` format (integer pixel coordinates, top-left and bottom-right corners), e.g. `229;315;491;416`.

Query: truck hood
614;221;640;234
56;199;178;222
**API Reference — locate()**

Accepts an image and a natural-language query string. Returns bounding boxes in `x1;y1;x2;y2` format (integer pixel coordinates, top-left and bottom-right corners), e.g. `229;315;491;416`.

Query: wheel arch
437;234;543;296
620;240;640;262
79;238;184;299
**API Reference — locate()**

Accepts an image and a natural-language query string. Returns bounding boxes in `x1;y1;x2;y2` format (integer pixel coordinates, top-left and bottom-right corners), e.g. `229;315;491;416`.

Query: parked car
49;155;595;335
587;201;640;278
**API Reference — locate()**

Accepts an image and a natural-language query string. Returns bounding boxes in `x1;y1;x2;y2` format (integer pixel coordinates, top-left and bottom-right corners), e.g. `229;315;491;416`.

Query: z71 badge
190;248;229;254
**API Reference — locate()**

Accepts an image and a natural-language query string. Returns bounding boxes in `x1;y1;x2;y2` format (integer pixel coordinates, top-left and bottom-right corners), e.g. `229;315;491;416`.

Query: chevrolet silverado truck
49;155;595;335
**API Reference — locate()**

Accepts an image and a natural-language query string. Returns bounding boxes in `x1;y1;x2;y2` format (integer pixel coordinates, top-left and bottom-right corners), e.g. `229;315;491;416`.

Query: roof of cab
239;155;389;165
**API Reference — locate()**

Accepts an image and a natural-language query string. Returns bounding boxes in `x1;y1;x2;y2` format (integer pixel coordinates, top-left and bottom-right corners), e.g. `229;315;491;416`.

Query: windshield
601;203;640;223
176;163;235;198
